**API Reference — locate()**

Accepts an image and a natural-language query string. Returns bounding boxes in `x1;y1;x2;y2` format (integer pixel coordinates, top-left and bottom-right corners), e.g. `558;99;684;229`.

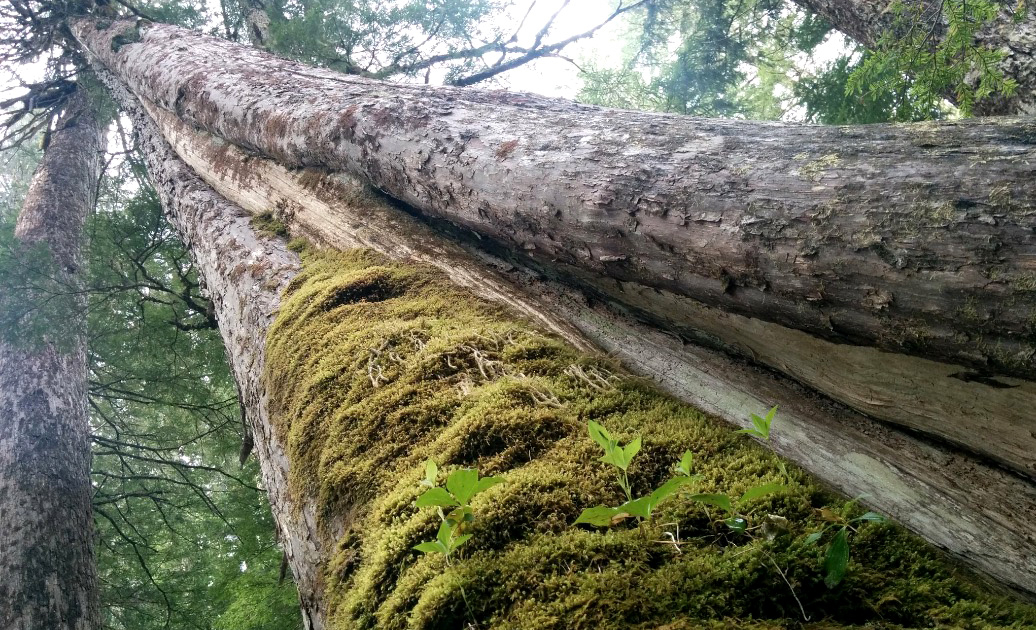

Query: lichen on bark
263;248;1036;629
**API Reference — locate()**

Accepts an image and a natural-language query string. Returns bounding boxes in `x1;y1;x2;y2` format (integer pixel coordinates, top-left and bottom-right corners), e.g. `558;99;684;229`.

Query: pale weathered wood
147;104;1036;599
0;87;103;630
72;18;1036;383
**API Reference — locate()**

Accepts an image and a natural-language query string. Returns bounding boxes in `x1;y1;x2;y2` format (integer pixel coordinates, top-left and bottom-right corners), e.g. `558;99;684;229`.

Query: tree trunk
84;65;327;625
71;16;1036;623
0;86;103;630
147;99;1036;601
88;67;1036;628
71;19;1036;384
72;18;1036;483
791;0;1036;116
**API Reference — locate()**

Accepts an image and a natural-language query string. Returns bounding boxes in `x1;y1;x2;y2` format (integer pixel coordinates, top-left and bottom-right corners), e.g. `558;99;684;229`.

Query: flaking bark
72;19;1036;381
148;96;1036;599
0;87;103;630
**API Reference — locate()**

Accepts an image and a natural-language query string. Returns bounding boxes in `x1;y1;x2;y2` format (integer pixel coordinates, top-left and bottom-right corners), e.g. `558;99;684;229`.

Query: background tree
0;84;103;630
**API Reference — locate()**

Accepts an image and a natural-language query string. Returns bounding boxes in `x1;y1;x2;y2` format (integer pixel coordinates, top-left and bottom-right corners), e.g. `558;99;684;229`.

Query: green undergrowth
264;248;1036;629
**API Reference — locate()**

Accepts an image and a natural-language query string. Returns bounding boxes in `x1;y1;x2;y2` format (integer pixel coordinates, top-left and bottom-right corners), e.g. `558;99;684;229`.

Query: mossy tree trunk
791;0;1036;116
72;19;1036;385
70;16;1036;627
80;68;1036;628
0;86;103;630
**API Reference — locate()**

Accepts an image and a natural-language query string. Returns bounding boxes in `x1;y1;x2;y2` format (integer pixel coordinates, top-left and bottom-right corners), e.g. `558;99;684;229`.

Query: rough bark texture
148;105;1036;599
147;98;1036;476
84;66;321;627
792;0;1036;116
72;19;1036;383
0;87;102;630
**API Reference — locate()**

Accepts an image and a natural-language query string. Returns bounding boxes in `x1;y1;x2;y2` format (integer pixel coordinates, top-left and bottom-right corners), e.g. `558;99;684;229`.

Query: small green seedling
738;405;777;440
413;460;504;563
587;419;639;502
688;481;786;533
576;420;701;527
804;508;887;588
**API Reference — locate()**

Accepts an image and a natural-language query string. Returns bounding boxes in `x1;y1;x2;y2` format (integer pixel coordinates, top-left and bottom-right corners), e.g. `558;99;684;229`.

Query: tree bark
71;19;1036;384
791;0;1036;116
83;65;325;626
0;86;103;630
146;101;1036;601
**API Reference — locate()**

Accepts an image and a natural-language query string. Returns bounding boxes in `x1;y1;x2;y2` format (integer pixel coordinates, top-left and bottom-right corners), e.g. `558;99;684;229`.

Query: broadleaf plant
804;506;888;588
576;420;701;526
737;405;777;440
413;460;503;563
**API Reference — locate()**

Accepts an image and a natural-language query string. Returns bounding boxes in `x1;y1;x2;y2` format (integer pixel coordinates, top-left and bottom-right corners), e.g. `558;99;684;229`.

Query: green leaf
622;436;642;465
852;511;886;523
824;527;850;588
444;506;474;528
449;534;473;552
740;405;777;440
413;541;447;555
574;505;622;527
620;496;652;519
422;460;438;488
436;521;455;547
473;476;505;496
647;475;695;508
690;493;732;513
587;420;614;451
725;517;748;533
676;450;694;476
739;482;785;504
446;468;479;505
415;487;459;509
599;448;627;471
804;531;824;546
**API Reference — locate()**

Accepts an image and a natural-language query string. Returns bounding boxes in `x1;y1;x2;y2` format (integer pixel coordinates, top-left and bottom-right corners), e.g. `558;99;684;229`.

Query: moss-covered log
95;57;1036;628
75;16;1036;628
73;19;1036;383
264;248;1036;629
145;104;1036;602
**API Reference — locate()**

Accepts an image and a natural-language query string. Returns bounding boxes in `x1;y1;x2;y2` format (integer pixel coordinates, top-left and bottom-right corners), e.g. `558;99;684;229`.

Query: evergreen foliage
845;0;1019;117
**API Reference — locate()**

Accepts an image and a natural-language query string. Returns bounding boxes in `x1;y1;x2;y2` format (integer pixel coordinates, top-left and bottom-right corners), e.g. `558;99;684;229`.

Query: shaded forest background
0;0;1010;627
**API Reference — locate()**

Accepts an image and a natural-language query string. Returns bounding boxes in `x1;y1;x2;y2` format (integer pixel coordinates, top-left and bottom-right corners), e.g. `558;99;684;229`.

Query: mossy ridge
263;248;1036;630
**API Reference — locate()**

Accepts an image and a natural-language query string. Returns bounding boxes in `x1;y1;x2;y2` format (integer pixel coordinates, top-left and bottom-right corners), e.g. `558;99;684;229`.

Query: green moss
264;249;1036;630
250;211;290;238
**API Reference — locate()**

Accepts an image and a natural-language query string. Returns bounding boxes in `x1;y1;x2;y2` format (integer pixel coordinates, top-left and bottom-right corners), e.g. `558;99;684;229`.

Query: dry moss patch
264;248;1036;630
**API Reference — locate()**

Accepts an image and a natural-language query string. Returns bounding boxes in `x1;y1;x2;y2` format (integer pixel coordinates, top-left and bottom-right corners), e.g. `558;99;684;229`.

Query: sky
486;0;630;99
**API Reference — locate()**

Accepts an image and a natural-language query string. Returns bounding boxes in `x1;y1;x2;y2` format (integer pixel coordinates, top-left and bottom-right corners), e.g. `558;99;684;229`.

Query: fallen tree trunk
144;99;1036;602
74;16;1036;623
0;86;103;630
72;19;1036;384
73;18;1036;483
